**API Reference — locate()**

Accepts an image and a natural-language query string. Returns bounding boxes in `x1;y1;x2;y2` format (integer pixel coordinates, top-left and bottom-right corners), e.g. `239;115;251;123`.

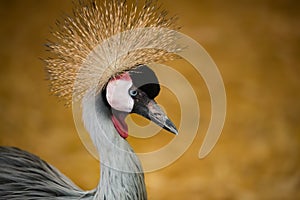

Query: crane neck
82;93;147;200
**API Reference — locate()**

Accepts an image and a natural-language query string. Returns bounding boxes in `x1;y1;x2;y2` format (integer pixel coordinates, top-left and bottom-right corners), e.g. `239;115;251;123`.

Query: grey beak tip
172;128;179;135
165;118;178;135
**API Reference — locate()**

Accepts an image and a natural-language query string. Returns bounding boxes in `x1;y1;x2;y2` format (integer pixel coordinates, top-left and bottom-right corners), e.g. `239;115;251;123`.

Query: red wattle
112;114;128;139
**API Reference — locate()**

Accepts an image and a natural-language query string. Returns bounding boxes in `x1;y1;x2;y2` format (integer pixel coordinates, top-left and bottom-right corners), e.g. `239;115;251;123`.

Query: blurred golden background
0;0;299;199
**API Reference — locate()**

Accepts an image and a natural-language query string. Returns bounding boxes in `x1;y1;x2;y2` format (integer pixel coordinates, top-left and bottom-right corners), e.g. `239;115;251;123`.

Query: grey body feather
0;146;94;199
0;93;146;199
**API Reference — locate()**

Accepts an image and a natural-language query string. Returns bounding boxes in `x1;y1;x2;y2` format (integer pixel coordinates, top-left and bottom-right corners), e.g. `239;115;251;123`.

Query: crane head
104;65;178;139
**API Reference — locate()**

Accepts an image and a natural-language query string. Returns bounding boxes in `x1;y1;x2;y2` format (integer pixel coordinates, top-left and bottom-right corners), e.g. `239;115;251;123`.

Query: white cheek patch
106;73;134;112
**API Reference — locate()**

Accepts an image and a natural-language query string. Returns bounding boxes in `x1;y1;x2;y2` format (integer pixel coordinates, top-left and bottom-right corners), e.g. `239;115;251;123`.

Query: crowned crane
0;0;180;199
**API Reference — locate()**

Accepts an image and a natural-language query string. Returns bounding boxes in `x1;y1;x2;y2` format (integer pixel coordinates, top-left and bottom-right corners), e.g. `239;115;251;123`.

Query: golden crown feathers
45;0;181;106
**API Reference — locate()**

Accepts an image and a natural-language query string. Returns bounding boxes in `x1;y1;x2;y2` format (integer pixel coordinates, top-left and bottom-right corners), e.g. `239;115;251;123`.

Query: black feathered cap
129;65;160;99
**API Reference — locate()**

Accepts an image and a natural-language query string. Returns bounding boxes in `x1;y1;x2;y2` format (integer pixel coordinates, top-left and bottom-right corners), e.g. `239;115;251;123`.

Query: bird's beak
132;98;178;135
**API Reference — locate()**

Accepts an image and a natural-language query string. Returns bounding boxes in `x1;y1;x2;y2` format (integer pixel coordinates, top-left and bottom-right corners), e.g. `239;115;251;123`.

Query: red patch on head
113;72;131;82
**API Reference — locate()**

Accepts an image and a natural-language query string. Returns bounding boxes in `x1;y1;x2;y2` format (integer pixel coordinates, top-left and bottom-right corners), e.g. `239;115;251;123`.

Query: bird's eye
129;89;138;97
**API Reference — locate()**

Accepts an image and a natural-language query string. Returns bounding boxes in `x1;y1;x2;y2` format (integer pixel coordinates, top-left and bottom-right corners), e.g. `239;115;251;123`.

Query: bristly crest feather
45;0;181;106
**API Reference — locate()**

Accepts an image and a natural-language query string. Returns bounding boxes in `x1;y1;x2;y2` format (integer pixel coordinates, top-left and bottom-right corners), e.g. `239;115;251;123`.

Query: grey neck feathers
82;93;147;200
